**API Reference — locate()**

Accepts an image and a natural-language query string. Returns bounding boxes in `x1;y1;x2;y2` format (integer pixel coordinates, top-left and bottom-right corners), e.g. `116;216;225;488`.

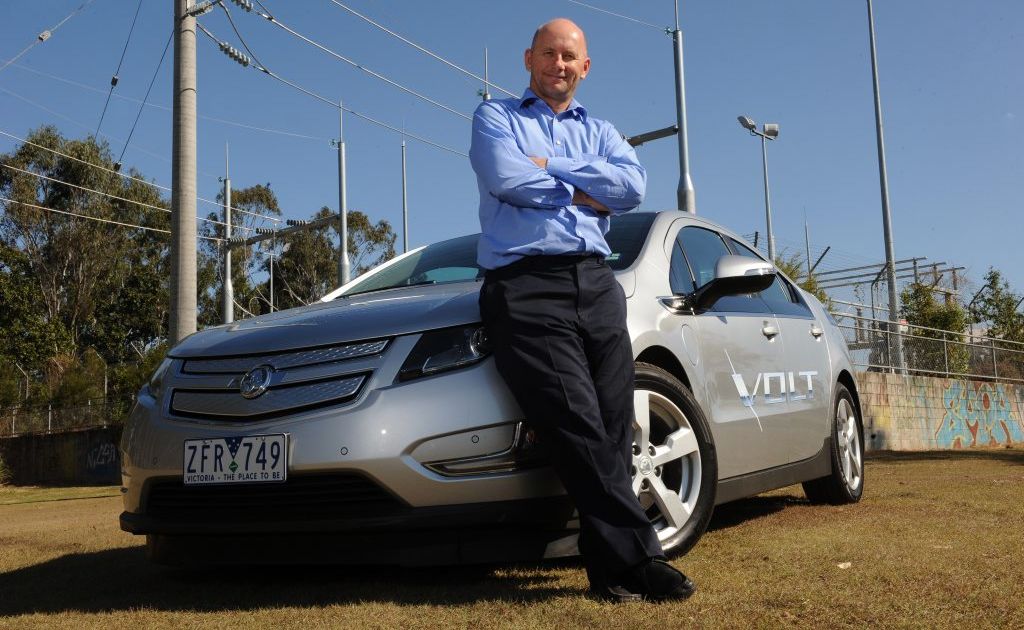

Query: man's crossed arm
469;101;646;215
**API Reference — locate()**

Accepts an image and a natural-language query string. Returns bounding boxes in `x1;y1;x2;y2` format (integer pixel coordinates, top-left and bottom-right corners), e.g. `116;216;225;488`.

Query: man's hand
573;189;611;215
529;156;548;170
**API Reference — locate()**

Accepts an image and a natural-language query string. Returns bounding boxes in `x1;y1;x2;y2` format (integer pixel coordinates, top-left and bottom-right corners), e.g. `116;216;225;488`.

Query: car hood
170;282;483;358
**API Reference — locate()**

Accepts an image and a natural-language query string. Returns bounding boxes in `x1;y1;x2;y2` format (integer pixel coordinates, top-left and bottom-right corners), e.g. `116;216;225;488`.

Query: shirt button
556;140;562;145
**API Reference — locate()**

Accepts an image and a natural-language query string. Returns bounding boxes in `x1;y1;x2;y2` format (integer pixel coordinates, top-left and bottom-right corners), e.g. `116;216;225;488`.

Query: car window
727;237;811;317
675;227;769;314
605;212;657;271
339;213;657;297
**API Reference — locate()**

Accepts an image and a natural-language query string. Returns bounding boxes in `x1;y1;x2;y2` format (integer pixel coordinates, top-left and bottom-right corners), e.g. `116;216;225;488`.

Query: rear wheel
802;384;864;504
632;362;717;556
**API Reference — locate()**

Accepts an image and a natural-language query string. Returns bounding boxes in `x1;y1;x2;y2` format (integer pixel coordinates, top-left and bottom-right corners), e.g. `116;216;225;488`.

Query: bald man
470;19;696;602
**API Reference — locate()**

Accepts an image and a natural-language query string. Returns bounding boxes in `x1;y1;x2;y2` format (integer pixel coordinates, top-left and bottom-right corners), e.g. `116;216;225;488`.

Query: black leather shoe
615;558;696;602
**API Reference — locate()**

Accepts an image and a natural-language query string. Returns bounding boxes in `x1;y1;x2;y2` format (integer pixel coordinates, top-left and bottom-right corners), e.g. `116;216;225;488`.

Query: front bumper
120;345;567;539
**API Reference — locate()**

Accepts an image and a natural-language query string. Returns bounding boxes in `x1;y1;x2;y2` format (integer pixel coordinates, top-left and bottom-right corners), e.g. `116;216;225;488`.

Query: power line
0;162;246;232
0;128;282;222
566;0;667;32
322;0;517;98
3;59;325;142
96;0;145;137
0;0;100;74
0;194;229;242
116;29;173;169
0;85;220;179
243;5;473;121
194;25;468;157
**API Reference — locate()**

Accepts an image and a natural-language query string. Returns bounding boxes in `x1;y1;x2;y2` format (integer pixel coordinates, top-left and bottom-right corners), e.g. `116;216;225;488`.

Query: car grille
168;338;389;422
144;473;405;522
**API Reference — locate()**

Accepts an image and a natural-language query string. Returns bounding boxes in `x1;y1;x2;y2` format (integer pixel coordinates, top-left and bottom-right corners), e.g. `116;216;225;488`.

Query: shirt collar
519;88;588;121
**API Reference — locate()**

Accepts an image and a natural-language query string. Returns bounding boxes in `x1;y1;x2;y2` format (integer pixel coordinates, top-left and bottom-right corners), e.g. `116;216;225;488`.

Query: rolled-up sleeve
469;101;574;209
545;123;646;214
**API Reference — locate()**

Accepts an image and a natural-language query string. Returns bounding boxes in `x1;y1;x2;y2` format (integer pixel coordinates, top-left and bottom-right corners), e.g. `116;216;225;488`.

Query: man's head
525;18;590;113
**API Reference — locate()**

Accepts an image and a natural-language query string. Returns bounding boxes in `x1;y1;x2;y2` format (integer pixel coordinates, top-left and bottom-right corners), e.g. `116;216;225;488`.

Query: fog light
424;422;547;477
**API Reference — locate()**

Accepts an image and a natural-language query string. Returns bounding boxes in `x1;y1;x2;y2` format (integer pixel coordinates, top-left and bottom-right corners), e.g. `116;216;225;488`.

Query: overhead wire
0;194;223;242
566;0;667;32
243;4;472;121
321;0;517;98
0;128;283;222
0;162;245;231
194;24;468;157
3;59;325;142
116;29;173;168
96;0;145;136
0;0;100;74
0;84;220;179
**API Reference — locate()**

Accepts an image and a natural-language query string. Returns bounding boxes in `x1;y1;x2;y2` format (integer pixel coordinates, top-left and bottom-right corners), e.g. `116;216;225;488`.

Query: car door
727;238;832;463
672;226;788;478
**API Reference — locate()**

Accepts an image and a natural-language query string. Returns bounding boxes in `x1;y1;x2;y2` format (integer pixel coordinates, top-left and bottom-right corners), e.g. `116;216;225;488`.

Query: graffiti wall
0;426;123;485
858;371;1024;451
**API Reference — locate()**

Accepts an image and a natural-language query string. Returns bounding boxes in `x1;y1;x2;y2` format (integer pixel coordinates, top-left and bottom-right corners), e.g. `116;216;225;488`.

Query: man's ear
524;48;533;72
580;56;591;80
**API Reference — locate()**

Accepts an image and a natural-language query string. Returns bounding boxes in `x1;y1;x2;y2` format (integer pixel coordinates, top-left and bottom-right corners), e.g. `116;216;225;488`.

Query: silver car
120;211;864;565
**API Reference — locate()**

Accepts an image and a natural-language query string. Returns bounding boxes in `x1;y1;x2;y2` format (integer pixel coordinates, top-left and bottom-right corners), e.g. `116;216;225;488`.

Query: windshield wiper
341;279;437;298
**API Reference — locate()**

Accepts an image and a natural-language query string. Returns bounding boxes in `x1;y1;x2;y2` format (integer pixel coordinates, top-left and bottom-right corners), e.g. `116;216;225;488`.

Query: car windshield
338;212;657;297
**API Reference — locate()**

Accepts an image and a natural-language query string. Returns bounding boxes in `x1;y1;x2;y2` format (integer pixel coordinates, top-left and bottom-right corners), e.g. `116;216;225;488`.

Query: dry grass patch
1;450;1023;629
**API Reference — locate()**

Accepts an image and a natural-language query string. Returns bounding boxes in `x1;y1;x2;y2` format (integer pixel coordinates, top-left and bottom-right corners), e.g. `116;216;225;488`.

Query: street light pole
337;100;350;286
671;1;695;213
738;116;779;262
866;0;905;371
760;133;775;262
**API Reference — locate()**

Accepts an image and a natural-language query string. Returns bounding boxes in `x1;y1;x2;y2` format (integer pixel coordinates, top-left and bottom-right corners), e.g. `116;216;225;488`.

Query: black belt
486;253;605;277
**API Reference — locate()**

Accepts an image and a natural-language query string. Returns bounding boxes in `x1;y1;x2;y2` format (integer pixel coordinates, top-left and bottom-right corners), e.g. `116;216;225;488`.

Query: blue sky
1;0;1021;307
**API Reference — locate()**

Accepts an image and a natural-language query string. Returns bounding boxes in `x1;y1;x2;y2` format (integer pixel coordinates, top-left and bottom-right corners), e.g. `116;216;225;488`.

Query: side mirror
689;255;776;312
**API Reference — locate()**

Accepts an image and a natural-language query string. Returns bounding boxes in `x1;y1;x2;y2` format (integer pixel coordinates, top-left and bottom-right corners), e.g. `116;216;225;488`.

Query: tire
802;383;864;505
632;362;718;556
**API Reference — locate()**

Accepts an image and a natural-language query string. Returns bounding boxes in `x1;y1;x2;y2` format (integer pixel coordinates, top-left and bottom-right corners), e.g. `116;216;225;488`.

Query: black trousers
479;254;663;581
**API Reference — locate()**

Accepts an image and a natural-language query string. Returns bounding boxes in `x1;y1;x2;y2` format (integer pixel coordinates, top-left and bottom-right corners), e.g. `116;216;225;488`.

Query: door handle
810;324;824;338
761;324;779;339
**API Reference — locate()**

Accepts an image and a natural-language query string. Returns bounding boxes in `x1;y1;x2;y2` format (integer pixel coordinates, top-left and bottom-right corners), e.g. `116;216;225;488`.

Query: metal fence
0;396;135;438
831;309;1024;384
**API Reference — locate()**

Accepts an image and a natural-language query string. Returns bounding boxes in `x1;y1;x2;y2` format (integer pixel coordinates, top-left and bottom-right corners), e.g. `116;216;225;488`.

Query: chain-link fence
832;310;1024;383
0;396;136;438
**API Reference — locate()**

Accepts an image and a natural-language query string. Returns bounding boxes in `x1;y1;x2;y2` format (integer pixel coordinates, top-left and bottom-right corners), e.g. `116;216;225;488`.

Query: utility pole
170;0;198;344
804;219;812;278
866;0;904;371
671;0;695;213
401;139;409;253
482;48;491;101
337;100;350;285
222;143;233;324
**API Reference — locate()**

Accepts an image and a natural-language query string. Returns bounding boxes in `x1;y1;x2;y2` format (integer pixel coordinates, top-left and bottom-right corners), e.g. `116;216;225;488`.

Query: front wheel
632;362;718;556
802;384;864;504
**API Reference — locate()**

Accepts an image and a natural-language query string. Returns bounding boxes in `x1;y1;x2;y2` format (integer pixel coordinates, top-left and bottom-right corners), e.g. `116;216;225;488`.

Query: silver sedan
120;211;864;565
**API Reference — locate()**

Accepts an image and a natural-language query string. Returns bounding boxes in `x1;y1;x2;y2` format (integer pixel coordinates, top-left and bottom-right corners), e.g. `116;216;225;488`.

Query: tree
774;251;830;307
972;268;1024;380
899;282;969;375
0;126;171;401
271;207;397;310
198;183;282;323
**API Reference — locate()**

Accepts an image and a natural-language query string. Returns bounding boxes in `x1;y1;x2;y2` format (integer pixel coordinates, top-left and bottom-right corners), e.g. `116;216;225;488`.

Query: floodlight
763;123;780;138
737;116;756;131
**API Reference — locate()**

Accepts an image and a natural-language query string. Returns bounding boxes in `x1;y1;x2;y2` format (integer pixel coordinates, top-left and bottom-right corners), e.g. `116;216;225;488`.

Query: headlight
147;358;174;399
397;326;491;382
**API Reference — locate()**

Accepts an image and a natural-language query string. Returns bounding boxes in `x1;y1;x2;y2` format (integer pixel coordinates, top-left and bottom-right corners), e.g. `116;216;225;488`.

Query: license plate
183;434;288;486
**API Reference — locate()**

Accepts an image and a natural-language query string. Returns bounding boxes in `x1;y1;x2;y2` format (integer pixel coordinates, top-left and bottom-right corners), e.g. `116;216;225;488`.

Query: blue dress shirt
470;89;646;270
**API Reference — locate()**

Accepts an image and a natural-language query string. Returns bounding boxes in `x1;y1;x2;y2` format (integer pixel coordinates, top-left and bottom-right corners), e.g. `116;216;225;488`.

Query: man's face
525;21;590;111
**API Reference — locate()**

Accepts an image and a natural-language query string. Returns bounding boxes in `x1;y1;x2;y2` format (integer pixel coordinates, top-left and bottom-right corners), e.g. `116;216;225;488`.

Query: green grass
1;450;1022;629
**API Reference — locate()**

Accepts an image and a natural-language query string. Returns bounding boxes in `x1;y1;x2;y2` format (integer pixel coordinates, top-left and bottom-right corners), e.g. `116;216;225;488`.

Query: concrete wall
0;426;122;486
858;371;1024;451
